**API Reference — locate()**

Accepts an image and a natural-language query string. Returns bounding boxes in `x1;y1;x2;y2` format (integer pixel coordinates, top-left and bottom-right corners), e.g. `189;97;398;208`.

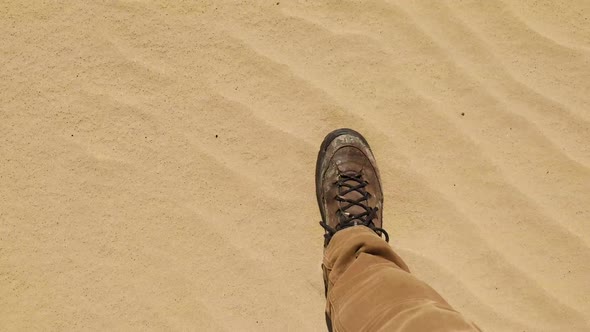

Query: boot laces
320;171;389;244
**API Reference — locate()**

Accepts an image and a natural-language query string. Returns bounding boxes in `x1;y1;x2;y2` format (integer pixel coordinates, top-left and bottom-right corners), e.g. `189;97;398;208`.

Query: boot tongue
337;164;367;222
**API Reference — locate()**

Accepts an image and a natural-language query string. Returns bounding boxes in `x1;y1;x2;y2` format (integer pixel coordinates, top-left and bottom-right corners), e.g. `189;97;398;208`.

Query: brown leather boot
315;128;388;247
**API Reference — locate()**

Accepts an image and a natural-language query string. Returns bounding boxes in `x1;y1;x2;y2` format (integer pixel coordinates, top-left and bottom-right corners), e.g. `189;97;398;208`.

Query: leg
315;128;479;331
323;226;480;332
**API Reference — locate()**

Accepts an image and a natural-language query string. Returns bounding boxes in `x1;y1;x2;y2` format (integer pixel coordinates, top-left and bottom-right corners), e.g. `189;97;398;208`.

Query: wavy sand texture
1;1;589;331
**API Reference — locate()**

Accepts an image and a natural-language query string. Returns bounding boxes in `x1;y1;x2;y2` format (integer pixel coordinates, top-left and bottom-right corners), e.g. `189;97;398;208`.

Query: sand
1;1;589;331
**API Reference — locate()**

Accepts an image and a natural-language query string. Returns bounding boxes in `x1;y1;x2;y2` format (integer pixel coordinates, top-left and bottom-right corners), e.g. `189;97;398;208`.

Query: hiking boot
315;128;388;247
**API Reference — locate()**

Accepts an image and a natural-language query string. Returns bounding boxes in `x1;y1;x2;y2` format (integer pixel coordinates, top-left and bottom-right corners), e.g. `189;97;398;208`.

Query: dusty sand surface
2;1;590;331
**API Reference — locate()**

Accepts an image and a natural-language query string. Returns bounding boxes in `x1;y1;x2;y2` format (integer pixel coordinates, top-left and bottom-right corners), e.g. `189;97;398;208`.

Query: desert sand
1;1;589;331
